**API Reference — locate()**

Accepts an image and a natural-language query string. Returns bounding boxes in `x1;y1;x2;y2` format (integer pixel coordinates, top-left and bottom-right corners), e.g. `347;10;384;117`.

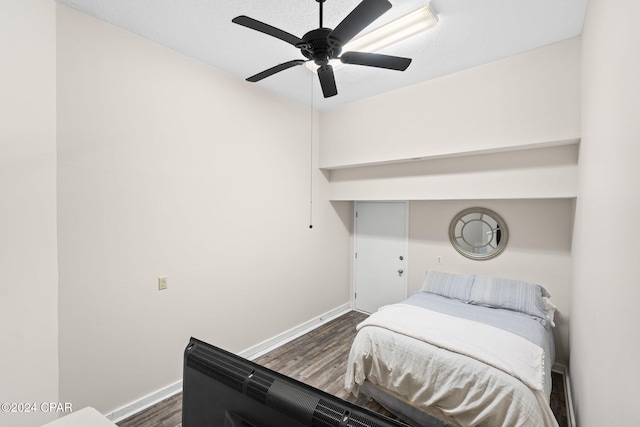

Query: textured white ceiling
55;0;589;110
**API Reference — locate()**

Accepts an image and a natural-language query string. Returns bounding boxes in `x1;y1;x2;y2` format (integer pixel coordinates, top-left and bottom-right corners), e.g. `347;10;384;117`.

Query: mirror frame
448;207;508;260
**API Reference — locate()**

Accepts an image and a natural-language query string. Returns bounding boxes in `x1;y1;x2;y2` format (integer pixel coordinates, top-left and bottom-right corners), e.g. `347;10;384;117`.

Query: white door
354;201;408;313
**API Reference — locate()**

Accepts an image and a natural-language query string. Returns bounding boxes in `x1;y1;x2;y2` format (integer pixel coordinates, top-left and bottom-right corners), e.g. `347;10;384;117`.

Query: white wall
0;1;59;426
320;37;581;169
408;200;573;365
323;42;580;366
56;5;351;415
10;2;638;424
321;37;579;367
571;0;640;425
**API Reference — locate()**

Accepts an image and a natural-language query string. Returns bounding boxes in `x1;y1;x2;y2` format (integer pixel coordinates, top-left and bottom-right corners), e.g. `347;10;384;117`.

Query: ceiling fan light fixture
344;3;438;54
305;2;438;71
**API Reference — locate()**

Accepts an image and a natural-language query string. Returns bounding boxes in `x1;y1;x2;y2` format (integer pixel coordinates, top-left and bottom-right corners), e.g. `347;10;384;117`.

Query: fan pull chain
309;69;314;229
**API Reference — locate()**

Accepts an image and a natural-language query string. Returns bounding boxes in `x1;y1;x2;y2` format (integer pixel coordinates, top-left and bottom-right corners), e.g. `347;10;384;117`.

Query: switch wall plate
158;276;168;290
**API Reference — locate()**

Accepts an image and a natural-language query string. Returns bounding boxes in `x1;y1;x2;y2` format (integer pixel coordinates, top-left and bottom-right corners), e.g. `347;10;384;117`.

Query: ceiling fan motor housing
298;28;343;66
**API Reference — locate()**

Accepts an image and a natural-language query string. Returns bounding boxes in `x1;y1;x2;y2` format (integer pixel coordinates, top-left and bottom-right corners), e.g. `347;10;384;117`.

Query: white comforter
345;304;559;427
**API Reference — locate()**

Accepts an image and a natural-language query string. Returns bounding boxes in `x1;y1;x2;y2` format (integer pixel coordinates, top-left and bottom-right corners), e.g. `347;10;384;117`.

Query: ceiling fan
232;0;412;98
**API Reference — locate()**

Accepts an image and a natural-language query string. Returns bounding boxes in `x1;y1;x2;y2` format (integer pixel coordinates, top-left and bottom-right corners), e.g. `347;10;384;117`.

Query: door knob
398;269;404;275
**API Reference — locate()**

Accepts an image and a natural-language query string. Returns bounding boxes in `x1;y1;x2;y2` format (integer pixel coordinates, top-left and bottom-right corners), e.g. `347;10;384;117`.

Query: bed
345;271;559;427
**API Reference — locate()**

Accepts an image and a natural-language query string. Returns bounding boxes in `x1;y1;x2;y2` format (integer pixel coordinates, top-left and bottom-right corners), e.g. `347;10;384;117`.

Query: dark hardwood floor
117;393;182;427
117;310;567;427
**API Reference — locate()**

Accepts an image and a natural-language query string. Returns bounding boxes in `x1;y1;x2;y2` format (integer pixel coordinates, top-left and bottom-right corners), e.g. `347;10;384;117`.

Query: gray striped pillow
421;271;475;302
470;275;552;327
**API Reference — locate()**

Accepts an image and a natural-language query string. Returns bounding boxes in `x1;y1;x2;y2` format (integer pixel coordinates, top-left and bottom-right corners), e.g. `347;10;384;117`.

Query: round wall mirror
448;207;508;260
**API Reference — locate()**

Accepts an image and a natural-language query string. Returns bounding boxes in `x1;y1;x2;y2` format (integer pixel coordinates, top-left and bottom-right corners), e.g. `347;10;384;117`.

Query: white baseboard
239;302;353;360
105;380;182;423
104;302;352;423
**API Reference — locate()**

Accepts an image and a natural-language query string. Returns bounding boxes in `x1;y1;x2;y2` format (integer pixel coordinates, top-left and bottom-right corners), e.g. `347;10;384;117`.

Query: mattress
345;292;558;427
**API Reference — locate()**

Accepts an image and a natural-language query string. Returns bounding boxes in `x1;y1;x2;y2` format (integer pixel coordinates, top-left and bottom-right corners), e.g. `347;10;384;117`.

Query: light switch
158;276;168;290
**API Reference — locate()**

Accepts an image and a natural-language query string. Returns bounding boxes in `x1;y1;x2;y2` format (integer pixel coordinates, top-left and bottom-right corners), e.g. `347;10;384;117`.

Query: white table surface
41;407;117;427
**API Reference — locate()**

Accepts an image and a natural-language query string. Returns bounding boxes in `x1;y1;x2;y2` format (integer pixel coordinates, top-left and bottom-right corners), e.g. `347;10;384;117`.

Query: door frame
353;201;409;312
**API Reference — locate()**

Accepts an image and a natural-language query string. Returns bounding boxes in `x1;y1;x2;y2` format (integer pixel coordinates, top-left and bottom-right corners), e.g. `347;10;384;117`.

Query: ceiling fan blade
232;16;304;47
317;65;338;98
341;51;412;71
328;0;391;46
247;60;306;82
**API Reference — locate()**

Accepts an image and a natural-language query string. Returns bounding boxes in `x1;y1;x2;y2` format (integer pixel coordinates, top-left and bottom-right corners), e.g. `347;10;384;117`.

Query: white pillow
542;297;557;327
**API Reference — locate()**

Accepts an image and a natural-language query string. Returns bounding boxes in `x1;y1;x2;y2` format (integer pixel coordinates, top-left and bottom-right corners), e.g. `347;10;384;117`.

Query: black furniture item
183;337;412;427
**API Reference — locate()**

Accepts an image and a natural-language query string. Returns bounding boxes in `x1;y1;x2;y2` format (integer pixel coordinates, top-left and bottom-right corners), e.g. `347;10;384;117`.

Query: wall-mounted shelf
325;139;580;201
